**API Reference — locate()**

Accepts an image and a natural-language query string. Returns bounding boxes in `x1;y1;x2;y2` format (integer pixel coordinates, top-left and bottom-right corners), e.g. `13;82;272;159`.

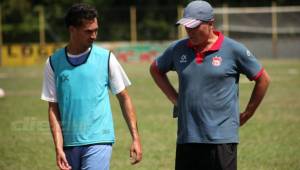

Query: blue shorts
64;144;112;170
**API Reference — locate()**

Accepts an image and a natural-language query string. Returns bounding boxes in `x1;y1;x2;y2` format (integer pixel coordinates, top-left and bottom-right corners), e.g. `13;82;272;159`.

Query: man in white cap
150;1;270;169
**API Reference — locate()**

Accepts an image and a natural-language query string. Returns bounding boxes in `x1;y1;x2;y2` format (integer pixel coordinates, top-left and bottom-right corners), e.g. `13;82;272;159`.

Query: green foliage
139;18;171;40
1;0;300;42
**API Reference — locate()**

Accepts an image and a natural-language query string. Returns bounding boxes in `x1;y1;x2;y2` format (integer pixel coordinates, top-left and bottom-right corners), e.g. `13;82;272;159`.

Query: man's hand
56;150;72;170
150;62;178;105
130;138;142;165
48;102;71;170
240;111;250;127
240;70;270;127
116;90;142;165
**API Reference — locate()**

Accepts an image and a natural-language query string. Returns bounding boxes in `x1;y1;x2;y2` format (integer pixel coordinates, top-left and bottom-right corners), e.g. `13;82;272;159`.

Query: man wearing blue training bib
41;3;142;170
150;1;270;170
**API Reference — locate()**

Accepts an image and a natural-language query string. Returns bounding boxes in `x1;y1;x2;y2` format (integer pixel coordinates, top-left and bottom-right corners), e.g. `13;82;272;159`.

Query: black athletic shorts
175;143;237;170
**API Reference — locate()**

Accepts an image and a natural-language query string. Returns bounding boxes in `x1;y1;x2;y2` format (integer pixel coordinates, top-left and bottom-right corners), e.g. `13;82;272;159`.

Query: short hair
65;3;98;28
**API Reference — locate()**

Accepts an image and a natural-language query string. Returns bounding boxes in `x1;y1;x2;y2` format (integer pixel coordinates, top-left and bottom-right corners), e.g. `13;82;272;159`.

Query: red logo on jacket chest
212;56;222;67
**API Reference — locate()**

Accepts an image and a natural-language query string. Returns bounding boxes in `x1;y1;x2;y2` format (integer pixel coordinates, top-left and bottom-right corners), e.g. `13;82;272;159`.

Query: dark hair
65;3;98;28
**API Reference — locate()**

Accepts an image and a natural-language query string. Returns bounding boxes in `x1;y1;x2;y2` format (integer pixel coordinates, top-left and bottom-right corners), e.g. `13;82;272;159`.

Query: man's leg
64;146;82;170
215;143;237;170
175;143;213;170
81;144;113;170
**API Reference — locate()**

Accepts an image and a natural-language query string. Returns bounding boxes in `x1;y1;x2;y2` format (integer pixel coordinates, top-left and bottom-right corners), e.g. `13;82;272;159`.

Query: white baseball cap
176;0;214;28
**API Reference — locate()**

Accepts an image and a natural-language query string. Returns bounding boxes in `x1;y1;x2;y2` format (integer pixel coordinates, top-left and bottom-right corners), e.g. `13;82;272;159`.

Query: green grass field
0;59;299;170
